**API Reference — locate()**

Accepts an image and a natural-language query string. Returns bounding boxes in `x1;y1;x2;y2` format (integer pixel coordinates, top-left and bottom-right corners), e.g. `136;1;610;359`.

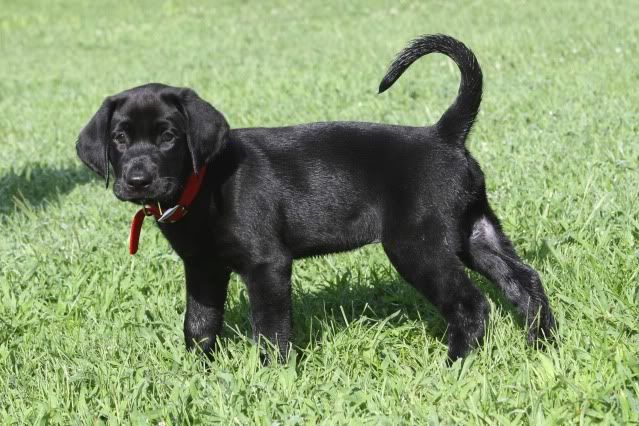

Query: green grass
1;0;638;423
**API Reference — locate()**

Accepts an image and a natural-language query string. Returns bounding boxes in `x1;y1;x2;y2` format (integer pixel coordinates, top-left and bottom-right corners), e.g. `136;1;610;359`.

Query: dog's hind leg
382;219;490;362
463;211;556;344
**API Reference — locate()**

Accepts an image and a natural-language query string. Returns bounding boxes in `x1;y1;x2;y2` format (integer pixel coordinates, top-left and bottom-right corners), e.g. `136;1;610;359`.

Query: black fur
76;34;556;363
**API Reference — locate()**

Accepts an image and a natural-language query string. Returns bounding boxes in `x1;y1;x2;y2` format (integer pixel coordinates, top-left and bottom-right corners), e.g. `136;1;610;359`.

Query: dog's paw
526;306;557;346
447;324;486;363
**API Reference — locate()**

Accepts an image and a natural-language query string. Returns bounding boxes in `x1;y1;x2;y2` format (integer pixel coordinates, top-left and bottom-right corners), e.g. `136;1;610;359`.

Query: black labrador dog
76;34;555;362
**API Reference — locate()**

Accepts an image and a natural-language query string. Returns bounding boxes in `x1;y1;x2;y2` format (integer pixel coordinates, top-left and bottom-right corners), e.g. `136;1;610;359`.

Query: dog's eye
160;131;175;144
113;132;126;145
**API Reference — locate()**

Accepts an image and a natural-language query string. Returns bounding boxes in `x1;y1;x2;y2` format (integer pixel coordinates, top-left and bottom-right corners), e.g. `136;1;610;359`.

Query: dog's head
76;83;229;204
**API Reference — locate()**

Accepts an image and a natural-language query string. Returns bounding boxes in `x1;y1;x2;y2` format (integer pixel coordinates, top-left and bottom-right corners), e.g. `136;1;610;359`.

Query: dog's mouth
113;177;181;205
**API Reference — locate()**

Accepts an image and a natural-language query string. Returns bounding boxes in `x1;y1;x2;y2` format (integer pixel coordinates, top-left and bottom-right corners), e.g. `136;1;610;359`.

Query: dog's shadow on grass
222;265;523;352
0;162;93;217
291;276;447;349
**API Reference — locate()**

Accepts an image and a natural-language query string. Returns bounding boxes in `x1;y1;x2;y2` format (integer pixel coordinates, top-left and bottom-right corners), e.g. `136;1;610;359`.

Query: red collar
129;164;208;255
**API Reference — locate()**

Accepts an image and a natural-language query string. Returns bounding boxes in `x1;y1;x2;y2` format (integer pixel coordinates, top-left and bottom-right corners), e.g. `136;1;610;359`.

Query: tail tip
378;78;391;94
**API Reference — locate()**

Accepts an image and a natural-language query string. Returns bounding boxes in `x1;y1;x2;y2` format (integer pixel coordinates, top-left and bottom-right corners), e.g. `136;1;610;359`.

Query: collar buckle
157;205;187;224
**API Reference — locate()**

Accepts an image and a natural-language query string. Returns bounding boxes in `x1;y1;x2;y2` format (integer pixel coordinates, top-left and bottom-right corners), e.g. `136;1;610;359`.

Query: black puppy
77;34;555;362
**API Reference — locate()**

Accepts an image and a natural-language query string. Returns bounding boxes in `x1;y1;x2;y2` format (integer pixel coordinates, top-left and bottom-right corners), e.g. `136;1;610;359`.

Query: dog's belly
282;202;382;258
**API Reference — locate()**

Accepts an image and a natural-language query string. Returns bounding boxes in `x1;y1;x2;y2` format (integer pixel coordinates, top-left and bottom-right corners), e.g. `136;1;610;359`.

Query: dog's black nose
125;170;152;189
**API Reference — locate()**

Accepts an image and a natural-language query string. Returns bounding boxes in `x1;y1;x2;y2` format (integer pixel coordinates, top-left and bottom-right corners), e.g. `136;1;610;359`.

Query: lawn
1;0;638;424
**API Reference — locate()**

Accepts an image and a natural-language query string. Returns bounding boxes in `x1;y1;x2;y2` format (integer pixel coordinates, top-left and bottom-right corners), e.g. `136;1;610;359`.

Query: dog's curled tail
378;34;483;145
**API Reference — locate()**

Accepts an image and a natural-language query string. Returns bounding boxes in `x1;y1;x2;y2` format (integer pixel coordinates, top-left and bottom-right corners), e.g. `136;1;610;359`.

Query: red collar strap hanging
129;164;208;255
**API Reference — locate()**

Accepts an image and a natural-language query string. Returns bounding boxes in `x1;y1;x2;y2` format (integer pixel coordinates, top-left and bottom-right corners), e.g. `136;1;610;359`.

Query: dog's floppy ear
171;88;230;175
76;97;115;187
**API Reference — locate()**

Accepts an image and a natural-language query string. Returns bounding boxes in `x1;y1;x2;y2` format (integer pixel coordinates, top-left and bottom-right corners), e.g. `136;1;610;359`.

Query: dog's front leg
242;257;293;362
183;256;231;357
